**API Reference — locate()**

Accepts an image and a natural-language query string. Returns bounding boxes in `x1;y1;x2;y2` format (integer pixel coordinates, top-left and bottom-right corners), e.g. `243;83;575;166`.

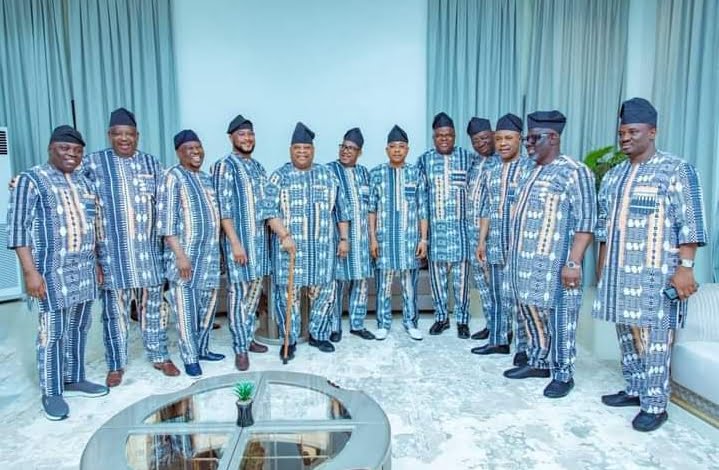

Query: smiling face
290;143;314;170
494;130;521;161
338;140;362;167
433;127;455;155
386;141;409;167
471;130;494;156
48;141;84;173
108;125;139;157
176;141;204;172
618;123;656;160
230;128;256;156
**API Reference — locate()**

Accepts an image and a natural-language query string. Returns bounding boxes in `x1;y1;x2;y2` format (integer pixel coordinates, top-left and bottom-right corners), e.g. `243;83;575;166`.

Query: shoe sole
43;410;68;421
602;400;641;407
63;390;110;398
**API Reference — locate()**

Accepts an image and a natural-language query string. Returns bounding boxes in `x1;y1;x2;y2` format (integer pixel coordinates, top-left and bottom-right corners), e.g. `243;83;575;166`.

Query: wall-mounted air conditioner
0;127;24;301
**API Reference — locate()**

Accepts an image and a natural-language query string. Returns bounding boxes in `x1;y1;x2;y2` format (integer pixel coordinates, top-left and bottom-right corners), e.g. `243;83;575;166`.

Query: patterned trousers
331;279;369;333
227;279;264;354
486;264;527;351
167;285;218;365
274;282;336;343
471;261;492;327
428;261;471;324
519;288;582;382
101;286;169;371
37;301;93;396
375;269;419;330
616;324;674;414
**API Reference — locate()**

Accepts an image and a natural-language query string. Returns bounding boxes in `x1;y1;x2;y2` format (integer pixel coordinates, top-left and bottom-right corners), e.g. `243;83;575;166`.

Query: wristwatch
566;260;581;270
680;258;695;268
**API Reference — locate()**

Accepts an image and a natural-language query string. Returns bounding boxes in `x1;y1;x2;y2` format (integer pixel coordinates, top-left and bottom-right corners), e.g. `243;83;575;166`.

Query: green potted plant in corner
234;380;255;427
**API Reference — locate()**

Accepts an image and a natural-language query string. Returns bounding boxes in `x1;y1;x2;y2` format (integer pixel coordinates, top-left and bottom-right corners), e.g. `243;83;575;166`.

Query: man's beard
234;143;255;155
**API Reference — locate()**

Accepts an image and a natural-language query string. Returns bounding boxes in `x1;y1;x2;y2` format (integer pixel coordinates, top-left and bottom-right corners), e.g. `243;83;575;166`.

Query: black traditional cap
291;122;315;145
227;114;254;134
619;98;657;126
343;127;364;148
432;112;454;129
174;129;201;150
387;125;408;144
49;125;85;146
109;107;136;128
527;110;567;134
466;117;492;136
496;113;523;132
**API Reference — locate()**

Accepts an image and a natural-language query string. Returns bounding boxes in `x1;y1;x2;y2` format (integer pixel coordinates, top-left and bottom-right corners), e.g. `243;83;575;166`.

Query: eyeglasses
339;144;360;152
523;133;552;144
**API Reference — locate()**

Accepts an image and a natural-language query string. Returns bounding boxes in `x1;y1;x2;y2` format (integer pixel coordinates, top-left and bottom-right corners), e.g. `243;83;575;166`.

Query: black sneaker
350;329;376;340
457;324;470;339
503;365;550;379
309;336;336;353
63;380;110;398
42;395;69;421
429;320;450;335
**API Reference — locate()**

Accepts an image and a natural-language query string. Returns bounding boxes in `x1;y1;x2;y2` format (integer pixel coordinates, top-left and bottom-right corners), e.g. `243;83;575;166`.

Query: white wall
172;0;428;171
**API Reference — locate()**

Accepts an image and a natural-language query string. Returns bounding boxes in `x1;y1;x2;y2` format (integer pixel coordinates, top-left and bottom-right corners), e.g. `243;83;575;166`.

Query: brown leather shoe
106;369;124;388
235;353;250;371
153;360;181;377
249;341;268;353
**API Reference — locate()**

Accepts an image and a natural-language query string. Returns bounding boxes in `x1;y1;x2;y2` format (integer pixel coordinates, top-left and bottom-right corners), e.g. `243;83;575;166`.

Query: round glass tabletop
81;371;391;469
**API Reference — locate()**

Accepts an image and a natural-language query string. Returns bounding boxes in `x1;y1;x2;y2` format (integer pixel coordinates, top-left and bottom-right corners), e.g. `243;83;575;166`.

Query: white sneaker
406;327;423;341
375;328;389;340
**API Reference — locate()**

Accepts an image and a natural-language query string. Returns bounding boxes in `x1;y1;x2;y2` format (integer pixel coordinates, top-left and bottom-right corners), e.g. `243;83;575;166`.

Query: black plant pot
236;400;254;427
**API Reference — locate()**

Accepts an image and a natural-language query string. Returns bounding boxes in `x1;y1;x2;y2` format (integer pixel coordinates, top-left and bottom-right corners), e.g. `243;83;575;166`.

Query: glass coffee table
81;371;391;469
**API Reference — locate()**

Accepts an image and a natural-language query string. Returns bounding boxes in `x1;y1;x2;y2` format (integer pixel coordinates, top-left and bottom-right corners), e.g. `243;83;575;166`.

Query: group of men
8;98;706;433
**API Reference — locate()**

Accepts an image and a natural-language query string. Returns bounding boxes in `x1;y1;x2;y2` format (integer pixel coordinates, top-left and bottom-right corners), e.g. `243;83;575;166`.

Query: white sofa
672;283;719;413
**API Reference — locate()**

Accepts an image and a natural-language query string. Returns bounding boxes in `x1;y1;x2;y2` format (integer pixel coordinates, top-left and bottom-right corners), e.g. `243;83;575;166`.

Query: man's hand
561;265;581;290
281;235;296;255
96;264;104;286
337;240;349;258
177;254;192;281
415;240;427;259
231;242;248;265
670;266;698;301
24;270;46;300
8;176;18;190
370;238;379;259
476;241;486;264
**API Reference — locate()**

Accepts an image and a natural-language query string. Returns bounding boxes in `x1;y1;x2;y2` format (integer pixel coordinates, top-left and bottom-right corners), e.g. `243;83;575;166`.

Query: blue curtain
0;0;179;171
651;0;719;283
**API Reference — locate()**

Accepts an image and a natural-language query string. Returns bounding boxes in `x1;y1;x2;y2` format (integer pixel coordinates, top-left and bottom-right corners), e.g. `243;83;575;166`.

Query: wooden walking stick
282;249;296;364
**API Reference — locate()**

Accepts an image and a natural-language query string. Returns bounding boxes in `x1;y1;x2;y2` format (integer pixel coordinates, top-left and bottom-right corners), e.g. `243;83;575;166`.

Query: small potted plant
234;380;255;427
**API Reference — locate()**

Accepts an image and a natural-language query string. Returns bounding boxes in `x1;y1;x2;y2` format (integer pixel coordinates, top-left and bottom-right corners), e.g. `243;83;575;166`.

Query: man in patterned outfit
212;114;270;371
369;125;428;340
8;126;109;420
418;112;474;338
327;128;375;342
503;111;596;398
466;117;496;341
86;108;179;387
595;98;707;432
158;130;222;377
473;114;535;364
261;122;351;360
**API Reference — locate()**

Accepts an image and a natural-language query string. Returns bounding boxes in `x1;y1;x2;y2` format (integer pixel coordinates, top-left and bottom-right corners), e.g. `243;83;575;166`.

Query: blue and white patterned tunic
508;155;597;307
83;149;163;289
211;154;271;283
593;151;707;329
327;161;372;280
368;163;428;271
479;155;536;265
417;147;474;262
157;165;221;289
260;163;351;287
7;163;97;312
466;154;496;258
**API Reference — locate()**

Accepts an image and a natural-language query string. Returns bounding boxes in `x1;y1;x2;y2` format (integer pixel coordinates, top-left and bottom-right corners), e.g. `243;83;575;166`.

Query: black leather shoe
330;331;342;343
309;336;336;353
429;320;450;335
278;343;296;361
513;351;528;366
199;351;226;362
632;410;668;432
601;391;641;407
457;324;470;339
543;378;574;398
350;329;376;340
471;344;510;355
503;365;551;379
471;328;489;340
